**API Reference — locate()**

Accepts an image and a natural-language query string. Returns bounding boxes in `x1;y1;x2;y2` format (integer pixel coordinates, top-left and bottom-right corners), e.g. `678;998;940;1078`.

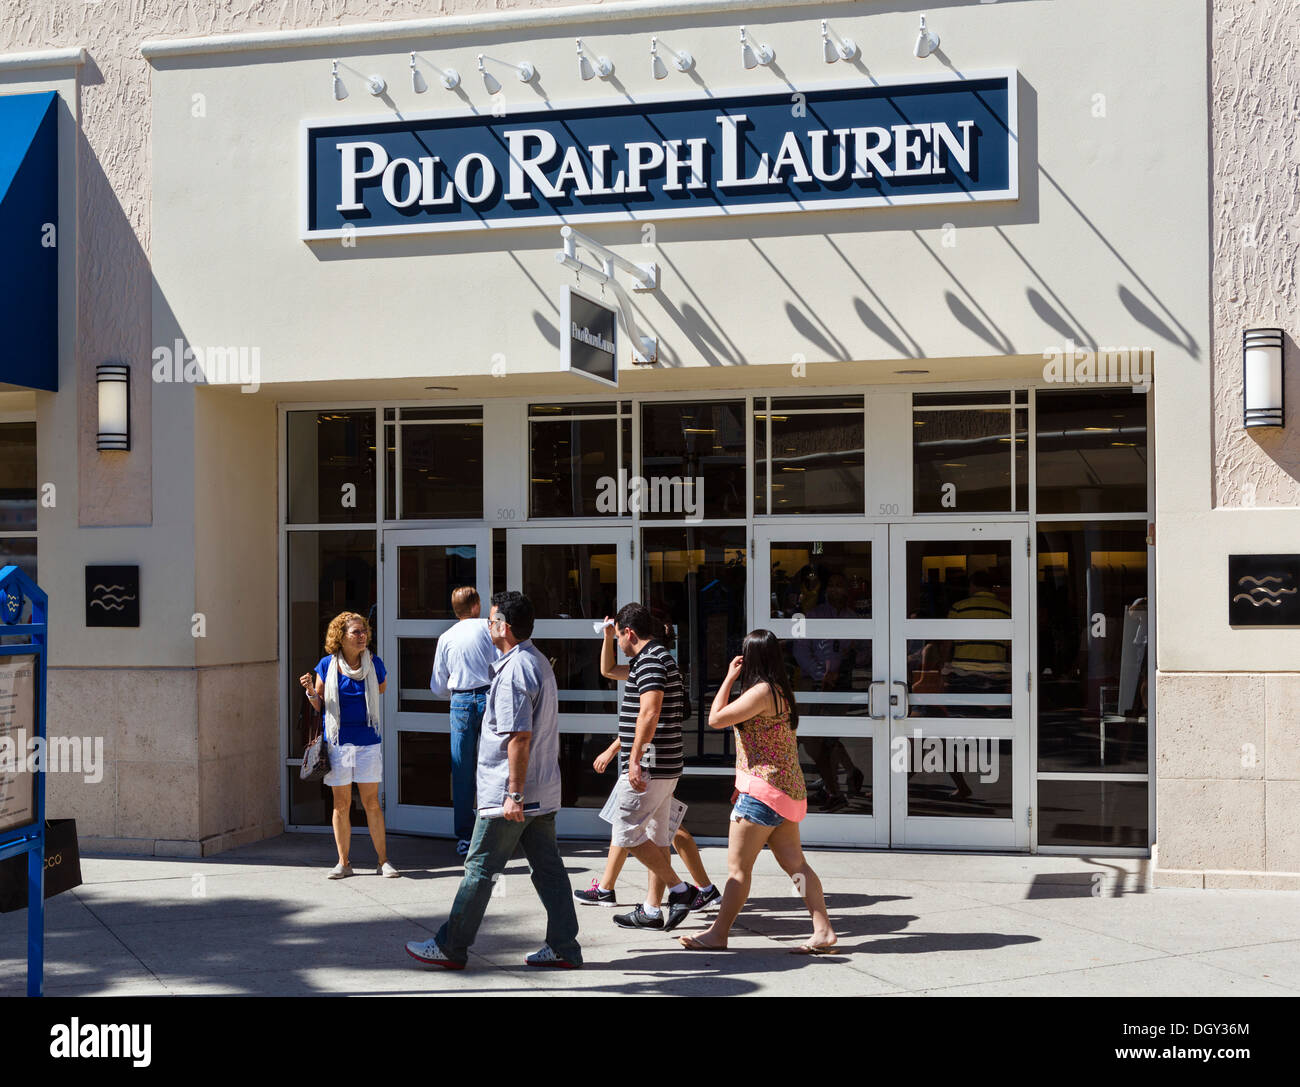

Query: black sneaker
663;884;701;931
574;879;617;907
613;904;665;929
688;884;722;911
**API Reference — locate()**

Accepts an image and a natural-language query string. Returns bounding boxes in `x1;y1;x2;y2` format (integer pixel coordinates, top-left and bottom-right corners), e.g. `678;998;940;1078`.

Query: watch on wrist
506;791;524;804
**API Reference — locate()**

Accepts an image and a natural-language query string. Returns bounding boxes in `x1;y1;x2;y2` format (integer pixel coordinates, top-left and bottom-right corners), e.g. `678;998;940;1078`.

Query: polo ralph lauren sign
302;72;1016;238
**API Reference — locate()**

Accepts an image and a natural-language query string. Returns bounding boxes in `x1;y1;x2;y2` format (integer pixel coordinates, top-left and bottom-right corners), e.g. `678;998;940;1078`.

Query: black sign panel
1228;554;1300;626
85;565;139;627
561;286;617;387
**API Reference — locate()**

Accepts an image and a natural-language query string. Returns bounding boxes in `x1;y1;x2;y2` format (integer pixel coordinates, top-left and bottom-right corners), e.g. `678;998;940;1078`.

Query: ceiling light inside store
896;369;930;375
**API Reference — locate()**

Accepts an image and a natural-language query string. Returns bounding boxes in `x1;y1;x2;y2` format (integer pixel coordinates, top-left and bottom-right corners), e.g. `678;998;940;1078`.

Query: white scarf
323;649;381;746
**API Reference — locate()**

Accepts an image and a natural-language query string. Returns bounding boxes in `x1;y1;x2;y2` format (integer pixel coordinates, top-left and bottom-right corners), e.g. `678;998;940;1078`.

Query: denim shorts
731;792;784;827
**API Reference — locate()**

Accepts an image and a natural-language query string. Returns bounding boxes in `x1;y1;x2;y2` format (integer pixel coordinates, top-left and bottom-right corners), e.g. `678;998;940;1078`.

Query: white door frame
382;526;492;834
887;521;1031;850
507;526;636;838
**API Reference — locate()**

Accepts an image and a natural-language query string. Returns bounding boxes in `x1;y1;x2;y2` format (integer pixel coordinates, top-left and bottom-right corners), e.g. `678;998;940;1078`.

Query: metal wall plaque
85;565;139;627
1228;554;1300;626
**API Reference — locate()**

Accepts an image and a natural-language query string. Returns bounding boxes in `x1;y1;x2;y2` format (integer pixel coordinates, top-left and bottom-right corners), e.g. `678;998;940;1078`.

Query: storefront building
3;1;1296;887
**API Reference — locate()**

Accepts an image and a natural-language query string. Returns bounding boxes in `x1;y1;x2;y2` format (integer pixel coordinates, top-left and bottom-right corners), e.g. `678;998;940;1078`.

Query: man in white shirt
430;586;500;856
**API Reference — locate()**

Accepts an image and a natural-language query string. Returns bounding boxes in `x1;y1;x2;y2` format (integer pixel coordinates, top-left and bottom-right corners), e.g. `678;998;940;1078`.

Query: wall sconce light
96;364;130;451
477;53;536;95
914;15;940;59
740;26;775;69
331;60;386;99
1243;327;1285;428
821;20;858;64
411;52;460;93
576;39;614;81
651;37;694;79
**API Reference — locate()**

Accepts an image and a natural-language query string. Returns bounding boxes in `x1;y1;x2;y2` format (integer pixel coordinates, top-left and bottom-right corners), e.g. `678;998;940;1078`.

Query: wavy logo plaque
84;565;139;628
1228;556;1300;626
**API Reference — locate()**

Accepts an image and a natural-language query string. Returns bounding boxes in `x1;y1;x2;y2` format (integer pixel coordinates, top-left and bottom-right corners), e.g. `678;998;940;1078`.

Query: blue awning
0;92;58;392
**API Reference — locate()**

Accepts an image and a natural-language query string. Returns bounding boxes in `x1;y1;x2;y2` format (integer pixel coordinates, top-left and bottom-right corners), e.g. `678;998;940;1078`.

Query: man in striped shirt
598;602;699;931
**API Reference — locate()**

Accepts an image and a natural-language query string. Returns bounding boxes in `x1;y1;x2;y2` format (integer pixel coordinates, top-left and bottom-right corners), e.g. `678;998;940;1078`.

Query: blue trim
0;92;59;392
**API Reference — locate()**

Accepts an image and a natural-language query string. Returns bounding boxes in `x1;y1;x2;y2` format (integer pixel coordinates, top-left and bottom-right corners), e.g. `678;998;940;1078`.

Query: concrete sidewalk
2;833;1298;997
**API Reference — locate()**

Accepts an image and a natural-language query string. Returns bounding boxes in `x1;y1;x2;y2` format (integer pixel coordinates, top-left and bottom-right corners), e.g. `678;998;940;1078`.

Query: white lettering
336;140;388;212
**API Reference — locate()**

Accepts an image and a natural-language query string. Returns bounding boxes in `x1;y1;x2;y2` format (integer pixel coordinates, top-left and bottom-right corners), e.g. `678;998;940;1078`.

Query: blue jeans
731;792;784;827
434;811;582;966
449;691;486;841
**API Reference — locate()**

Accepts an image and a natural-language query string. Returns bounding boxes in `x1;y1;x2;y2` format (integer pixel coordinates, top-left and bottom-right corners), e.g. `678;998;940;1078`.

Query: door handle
891;680;910;720
868;680;888;719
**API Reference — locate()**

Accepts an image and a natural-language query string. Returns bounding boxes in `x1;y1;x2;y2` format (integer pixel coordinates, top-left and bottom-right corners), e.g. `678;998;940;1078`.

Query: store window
383;407;483;520
528;402;631;518
913;391;1028;513
640;401;746;520
1036;389;1147;514
754;396;864;515
286;411;376;524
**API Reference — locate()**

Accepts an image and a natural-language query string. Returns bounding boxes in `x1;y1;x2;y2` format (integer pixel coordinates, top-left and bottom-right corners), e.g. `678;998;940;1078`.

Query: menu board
0;654;37;836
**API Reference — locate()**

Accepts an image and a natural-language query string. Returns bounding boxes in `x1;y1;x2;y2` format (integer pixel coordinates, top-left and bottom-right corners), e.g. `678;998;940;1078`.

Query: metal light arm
556;226;658;363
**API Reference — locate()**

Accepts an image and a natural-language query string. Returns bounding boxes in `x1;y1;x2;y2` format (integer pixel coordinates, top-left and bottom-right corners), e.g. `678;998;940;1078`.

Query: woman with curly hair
677;629;836;954
298;611;400;879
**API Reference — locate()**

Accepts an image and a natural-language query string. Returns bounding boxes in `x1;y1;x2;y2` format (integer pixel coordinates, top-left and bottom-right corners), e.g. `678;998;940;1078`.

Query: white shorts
323;741;383;787
606;775;680;849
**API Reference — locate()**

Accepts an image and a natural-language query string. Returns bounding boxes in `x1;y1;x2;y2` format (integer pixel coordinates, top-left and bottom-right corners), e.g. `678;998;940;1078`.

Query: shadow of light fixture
97;364;130;451
1243;328;1284;429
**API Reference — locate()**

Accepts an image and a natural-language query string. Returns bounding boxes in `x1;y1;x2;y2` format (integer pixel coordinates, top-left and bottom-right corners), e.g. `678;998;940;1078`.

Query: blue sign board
302;71;1016;238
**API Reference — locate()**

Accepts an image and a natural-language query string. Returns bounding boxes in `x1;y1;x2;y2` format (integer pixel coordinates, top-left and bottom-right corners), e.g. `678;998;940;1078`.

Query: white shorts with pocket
323;741;383;787
606;774;680;848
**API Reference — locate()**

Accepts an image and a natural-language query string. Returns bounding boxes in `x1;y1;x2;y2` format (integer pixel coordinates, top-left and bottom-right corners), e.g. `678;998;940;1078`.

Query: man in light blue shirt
405;591;581;970
429;586;500;855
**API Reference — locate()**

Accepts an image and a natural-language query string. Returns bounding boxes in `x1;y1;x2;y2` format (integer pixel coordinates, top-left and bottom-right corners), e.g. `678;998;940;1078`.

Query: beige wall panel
1155;672;1264;781
1264;675;1300;781
1157;778;1266;871
116;760;200;840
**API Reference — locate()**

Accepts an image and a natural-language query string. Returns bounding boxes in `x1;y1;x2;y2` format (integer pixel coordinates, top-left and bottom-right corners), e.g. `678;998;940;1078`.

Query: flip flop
678;935;727;950
789;943;839;956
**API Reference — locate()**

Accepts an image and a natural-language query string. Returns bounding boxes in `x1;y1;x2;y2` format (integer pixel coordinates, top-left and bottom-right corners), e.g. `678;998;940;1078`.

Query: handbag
298;700;331;782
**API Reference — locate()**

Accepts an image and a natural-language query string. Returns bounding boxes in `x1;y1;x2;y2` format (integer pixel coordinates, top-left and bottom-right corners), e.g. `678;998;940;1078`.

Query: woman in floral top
677;629;837;954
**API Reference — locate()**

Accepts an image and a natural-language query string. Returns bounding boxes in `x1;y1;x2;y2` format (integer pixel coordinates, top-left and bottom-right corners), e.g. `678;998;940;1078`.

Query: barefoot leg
768;820;836;947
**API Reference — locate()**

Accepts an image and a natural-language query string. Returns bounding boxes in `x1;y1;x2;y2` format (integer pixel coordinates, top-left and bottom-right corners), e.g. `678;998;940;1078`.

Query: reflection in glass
399;732;452;806
397;545;476;620
905;540;1012;619
755;402;864;514
642;526;746;762
287;411;376;524
799;736;871;814
1036;389;1148;514
530;413;625;518
532;639;618;716
1037;779;1147;847
289;768;336;827
769;542;871;619
783;638;872;715
641;401;746;520
397;638;448;714
0;422;37;532
1037;522;1148;773
905;737;1012;818
522;544;617;620
559;732;621;809
905;640;1012;717
913;407;1013;512
0;537;36;583
287;531;377;729
401;421;483;519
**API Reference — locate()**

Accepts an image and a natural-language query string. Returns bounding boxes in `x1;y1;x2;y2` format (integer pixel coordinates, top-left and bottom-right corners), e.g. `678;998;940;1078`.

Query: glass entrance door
382;528;491;834
754;525;889;846
887;522;1030;849
754;521;1030;850
507;528;635;837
